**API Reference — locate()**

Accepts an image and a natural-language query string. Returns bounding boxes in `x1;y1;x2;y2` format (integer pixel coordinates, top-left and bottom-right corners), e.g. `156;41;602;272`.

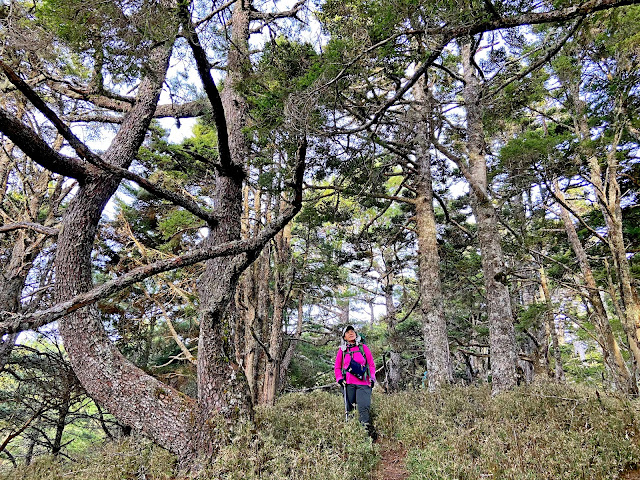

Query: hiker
334;325;376;438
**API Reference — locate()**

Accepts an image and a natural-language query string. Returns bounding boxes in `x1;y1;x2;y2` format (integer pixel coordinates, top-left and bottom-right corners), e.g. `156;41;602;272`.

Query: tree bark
261;220;293;405
461;39;518;394
539;264;565;381
414;76;452;391
194;0;253;442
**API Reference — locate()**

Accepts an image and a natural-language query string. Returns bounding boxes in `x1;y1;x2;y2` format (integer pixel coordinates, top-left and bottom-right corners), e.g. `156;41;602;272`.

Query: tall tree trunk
261;220;292;405
461;40;518;394
237;187;270;406
381;248;403;392
414;76;452;391
195;0;253;433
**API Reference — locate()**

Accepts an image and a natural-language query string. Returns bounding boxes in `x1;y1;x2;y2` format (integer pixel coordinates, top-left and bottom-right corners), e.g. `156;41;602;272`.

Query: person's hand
338;379;345;387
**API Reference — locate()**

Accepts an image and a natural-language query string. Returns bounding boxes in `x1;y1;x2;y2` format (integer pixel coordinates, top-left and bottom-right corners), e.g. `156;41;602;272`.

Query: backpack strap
360;344;369;380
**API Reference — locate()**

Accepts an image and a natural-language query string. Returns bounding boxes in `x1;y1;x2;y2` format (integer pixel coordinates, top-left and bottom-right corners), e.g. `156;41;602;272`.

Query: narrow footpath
373;439;409;480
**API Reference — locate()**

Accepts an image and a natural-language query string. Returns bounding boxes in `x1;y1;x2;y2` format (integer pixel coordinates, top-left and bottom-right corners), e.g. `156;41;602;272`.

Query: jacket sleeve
364;345;376;383
334;349;343;382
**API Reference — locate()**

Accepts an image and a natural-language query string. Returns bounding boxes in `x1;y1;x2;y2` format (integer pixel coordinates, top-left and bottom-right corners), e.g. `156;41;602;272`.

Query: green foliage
35;0;179;84
243;37;322;149
287;336;336;388
562;345;606;386
498;126;575;180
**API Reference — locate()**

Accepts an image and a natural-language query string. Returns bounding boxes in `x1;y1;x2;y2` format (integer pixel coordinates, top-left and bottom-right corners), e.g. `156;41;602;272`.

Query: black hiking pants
345;384;372;426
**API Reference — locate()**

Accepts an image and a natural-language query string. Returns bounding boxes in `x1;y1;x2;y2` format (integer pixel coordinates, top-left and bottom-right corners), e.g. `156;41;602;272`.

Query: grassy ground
374;382;640;479
3;382;640;479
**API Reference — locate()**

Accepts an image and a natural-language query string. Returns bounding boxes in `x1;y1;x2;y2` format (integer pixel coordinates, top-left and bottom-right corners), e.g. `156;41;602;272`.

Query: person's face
344;329;356;343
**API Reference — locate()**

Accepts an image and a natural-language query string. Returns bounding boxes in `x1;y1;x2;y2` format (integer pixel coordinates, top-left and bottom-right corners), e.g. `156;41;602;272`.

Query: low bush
203;391;378;479
1;390;377;480
4;383;639;479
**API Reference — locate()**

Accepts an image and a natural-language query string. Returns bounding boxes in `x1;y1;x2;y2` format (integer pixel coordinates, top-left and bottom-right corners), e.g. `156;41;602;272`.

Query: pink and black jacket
334;342;376;386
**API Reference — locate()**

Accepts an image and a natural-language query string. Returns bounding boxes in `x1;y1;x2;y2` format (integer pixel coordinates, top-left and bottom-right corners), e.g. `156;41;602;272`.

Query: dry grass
374;382;640;479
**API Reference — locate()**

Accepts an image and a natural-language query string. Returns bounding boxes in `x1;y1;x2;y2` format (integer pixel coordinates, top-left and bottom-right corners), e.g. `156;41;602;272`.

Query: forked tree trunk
195;0;253;447
56;43;199;464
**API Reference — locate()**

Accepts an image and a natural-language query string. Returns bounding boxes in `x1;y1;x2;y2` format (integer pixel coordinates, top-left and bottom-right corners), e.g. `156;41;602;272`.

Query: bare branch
305;184;416;205
488;18;584;98
249;0;305;21
431;137;490;204
0;60;97;165
434;0;640;38
432;191;474;239
0;202;299;335
194;0;238;27
0;140;307;336
338;40;449;134
0;222;59;236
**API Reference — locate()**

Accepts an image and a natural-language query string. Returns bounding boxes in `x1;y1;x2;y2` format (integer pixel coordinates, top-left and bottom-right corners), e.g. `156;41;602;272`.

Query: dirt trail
373;439;410;480
622;470;640;479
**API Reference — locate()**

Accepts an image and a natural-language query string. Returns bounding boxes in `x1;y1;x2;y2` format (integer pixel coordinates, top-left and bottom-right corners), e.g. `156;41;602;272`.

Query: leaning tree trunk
413;75;452;391
570;88;640;371
554;180;634;393
461;40;518;394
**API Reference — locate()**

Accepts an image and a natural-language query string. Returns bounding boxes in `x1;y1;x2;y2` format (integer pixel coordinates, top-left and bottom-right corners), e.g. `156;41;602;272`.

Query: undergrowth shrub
375;382;640;479
5;383;638;480
1;391;377;480
203;391;378;479
0;438;175;480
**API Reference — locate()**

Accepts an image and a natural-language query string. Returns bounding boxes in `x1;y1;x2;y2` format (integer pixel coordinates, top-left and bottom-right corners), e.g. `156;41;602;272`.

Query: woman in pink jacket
334;325;376;437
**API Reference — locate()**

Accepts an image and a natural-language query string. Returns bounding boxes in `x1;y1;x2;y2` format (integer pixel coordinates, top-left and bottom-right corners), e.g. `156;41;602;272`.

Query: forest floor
372;438;409;480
